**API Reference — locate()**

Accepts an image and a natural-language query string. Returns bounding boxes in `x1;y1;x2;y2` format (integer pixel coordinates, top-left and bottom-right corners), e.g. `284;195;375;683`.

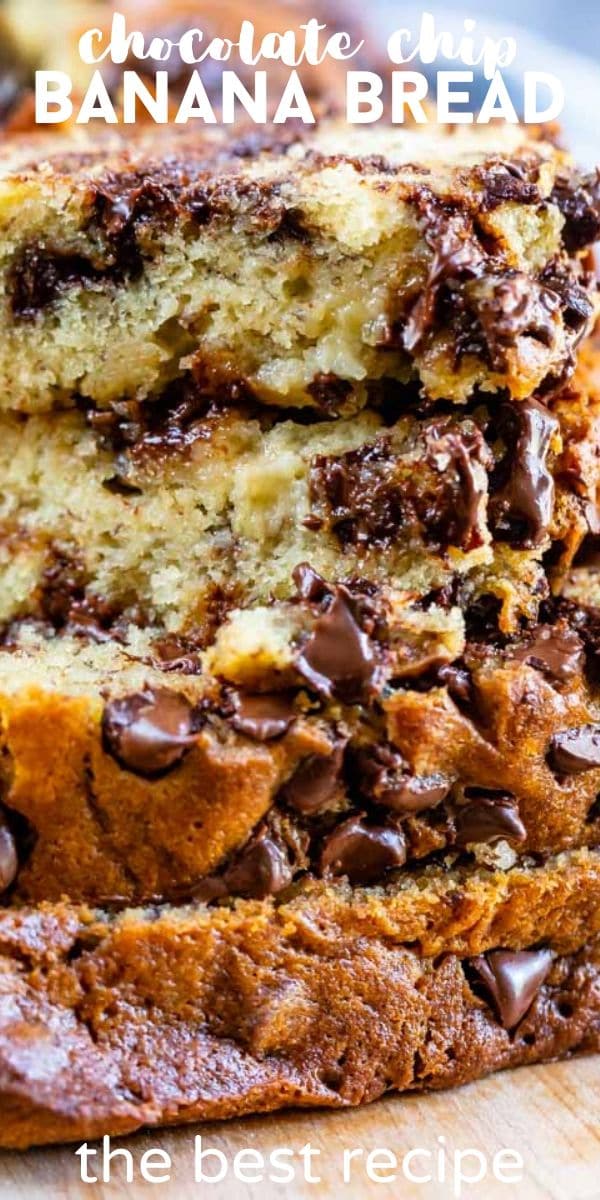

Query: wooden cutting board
1;1057;599;1200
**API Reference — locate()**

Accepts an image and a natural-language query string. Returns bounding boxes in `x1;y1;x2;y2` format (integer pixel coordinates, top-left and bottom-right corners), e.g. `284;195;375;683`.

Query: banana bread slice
1;864;599;1149
2;593;600;907
2;336;599;643
0;120;596;413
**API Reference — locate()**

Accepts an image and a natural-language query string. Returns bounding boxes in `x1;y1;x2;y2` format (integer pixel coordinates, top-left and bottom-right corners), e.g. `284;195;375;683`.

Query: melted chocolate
356;744;451;813
222;825;294;899
38;550;126;642
308;420;491;553
402;193;485;353
308;439;404;548
382;774;452;814
296;587;377;701
454;794;526;847
39;552;88;627
423;421;491;551
435;662;473;705
512;624;584;683
91;175;180;271
399;179;577;377
306;373;353;412
87;376;223;460
551;170;600;253
10;167;191;320
490;400;558;547
9;246;111;320
539;258;594;348
151;634;204;676
475;273;559;370
478;160;540;209
229;692;297;742
280;740;346;816
468;948;553;1030
549;724;600;774
573;535;600;569
292;562;331;605
549;599;600;685
102;688;196;778
10;173;184;320
319;814;407;884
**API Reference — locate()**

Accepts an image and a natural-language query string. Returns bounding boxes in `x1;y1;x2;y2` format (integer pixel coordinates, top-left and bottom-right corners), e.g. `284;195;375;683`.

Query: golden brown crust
0;865;599;1149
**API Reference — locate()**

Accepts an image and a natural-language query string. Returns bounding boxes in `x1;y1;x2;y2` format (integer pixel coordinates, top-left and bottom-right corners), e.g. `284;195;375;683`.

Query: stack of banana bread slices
1;119;600;1149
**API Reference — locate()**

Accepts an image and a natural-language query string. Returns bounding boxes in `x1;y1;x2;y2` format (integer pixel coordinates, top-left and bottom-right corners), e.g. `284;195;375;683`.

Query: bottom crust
1;859;600;1149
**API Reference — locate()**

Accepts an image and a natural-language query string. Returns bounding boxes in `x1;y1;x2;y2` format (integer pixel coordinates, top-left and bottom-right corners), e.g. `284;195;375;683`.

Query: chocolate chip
88;377;220;459
230;692;297;742
386;775;452;814
184;876;229;904
403;194;484;352
308;421;491;554
476;274;560;367
356;744;451;813
490;400;559;547
549;600;600;688
424;423;491;552
436;662;473;704
308;439;403;549
539;258;594;346
479;161;540;209
292;562;331;604
399;183;579;376
469;948;553;1030
306;373;353;412
152;634;203;676
102;688;196;778
66;605;117;645
0;816;18;894
549;724;600;774
296;587;377;701
223;827;293;899
551;170;600;252
91;177;177;280
188;814;308;903
512;624;584;682
454;795;526;847
39;549;124;640
40;551;87;627
280;740;346;815
9;245;110;320
320;814;407;884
